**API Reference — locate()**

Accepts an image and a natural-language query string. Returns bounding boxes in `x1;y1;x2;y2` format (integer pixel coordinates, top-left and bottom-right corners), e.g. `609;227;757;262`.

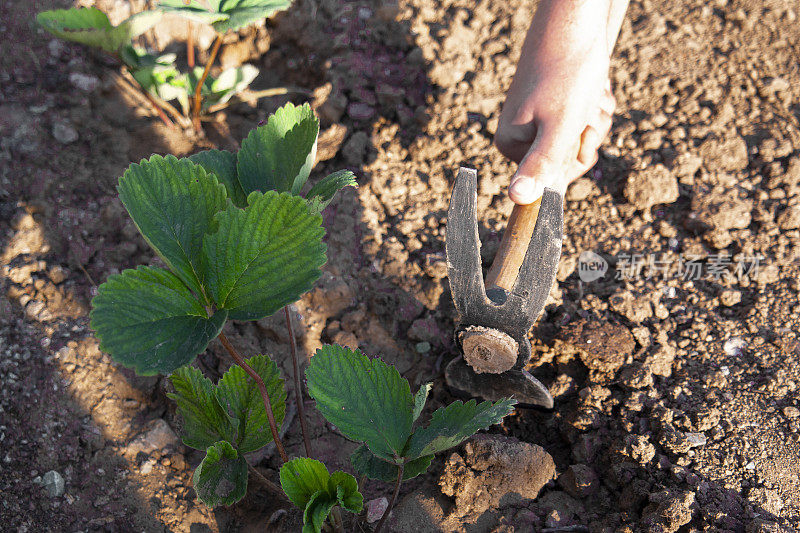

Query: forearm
524;0;629;59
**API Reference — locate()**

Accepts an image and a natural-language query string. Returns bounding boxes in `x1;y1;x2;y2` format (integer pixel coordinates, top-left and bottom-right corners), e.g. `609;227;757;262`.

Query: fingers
506;82;617;205
577;108;613;168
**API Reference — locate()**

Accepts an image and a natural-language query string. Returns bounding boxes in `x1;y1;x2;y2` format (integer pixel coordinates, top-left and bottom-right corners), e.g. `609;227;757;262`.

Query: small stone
365;497;388;523
48;39;65;58
559;319;636;374
52;120;79;144
609;290;653;323
719;289;742;306
620;362;654;389
125;419;179;457
42;470;65;498
685;432;707;448
783;406;800;418
558;464;598;498
646;343;676;377
777;205;800;230
69;72;100;92
723;337;746;357
566;177;597;201
624;164;679;212
414;341;431;354
408;316;443;345
698;134;749;171
48;266;68;284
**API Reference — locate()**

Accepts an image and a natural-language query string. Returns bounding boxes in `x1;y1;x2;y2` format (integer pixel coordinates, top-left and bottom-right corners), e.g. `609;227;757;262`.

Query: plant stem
192;33;223;131
247;463;288;502
187;24;195;68
330;506;344;533
285;306;313;457
218;332;289;463
374;464;404;533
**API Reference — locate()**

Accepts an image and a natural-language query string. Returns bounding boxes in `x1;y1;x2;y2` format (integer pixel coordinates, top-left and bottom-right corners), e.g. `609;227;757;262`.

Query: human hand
494;0;626;204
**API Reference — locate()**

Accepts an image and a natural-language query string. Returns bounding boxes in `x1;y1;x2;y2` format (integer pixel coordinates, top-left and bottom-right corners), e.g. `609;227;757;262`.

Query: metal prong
446;167;488;319
512;188;563;318
445;357;554;409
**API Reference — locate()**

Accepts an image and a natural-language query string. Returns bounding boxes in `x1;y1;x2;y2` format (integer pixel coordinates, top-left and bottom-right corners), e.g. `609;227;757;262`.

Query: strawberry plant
37;2;295;131
89;102;517;531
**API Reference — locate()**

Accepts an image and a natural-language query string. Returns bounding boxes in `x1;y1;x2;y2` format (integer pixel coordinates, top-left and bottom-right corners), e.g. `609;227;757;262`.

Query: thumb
508;121;576;204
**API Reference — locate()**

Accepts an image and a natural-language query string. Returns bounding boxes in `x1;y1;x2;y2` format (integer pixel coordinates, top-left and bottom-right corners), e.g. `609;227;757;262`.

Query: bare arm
495;0;630;204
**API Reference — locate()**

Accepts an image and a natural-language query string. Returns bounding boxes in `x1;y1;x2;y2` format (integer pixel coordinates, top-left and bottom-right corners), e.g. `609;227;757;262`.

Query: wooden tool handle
485;198;543;292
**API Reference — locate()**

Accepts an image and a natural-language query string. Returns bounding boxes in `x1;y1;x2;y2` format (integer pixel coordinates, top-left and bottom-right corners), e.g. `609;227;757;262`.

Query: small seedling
88;103;517;531
37;2;295;131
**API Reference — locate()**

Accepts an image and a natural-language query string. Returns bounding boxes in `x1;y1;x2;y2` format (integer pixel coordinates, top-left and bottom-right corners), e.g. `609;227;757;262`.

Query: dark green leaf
193;440;248;507
158;0;292;32
118;154;228;297
202;191;326;320
157;1;228;25
215;1;293;32
237;102;320;195
404;399;516;459
279;457;362;531
216;354;286;453
168;366;237;450
303;491;336;533
189;150;247;207
329;471;363;513
306;345;414;461
413;383;432;423
90;266;227;376
306;170;357;212
350;445;432;482
279;458;331;510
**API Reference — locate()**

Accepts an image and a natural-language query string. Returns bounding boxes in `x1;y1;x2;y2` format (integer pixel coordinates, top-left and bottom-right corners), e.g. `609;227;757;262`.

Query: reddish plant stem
374;463;404;533
187;24;195;68
218;332;289;463
285;306;313;457
192;33;223;131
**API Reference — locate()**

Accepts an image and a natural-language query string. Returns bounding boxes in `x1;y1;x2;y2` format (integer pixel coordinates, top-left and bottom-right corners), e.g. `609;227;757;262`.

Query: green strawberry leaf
279;457;362;532
159;0;292;32
37;8;161;53
189;150;247;208
412;383;432;423
118;154;228;298
279;457;331;510
303;491;336;533
90;266;227;376
201;191;326;320
215;1;293;32
329;471;363;513
306;345;414;461
404;399;517;459
237;102;320;195
207;65;259;108
193;440;248;507
157;1;229;25
168;366;238;450
350;445;432;482
306;170;357;213
216;354;286;453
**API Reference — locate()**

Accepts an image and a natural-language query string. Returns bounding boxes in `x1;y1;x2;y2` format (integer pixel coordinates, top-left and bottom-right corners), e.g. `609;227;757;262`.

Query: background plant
37;2;295;131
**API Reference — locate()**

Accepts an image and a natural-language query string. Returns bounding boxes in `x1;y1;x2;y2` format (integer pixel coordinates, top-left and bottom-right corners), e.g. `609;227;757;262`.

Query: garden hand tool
444;167;563;408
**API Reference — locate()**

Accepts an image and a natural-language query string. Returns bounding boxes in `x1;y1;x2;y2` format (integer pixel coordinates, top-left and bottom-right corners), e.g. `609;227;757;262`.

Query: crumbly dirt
3;0;800;531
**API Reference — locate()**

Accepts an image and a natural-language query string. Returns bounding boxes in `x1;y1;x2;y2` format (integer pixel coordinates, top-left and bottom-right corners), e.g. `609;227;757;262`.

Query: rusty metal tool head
445;167;563;408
